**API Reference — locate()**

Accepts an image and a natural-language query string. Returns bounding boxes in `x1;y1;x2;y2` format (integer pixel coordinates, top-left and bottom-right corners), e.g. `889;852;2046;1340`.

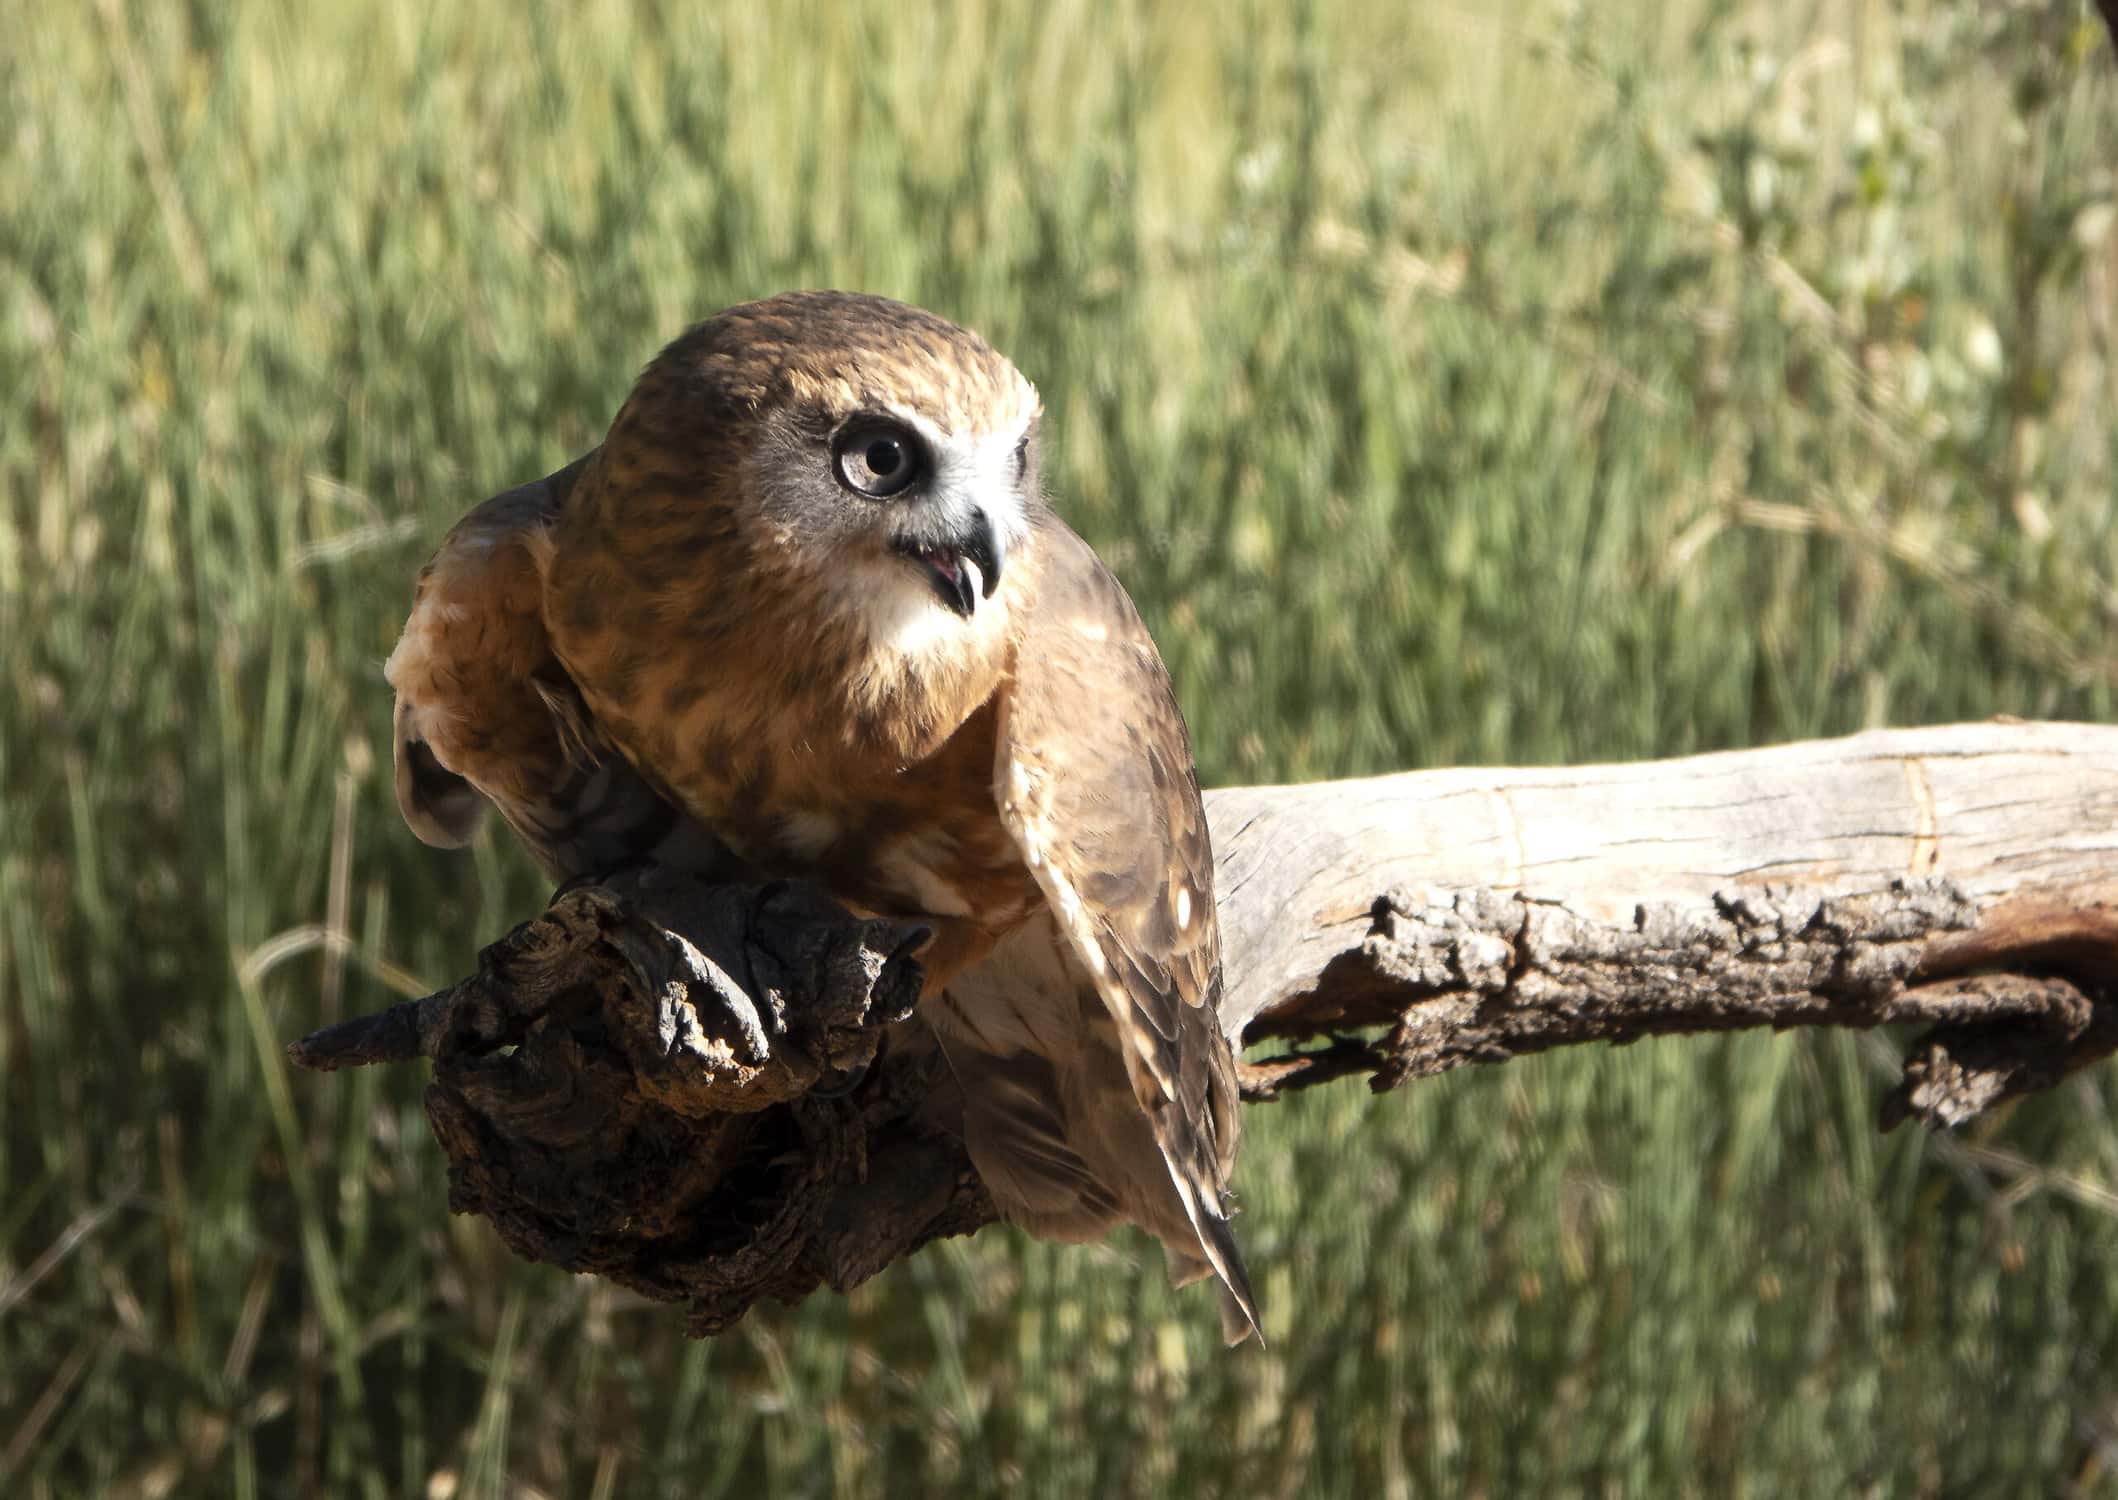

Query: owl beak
959;508;1005;606
900;506;1005;619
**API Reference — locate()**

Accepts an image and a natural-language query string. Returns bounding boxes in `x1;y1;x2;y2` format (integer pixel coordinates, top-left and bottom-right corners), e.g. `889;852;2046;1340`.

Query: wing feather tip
1164;1154;1262;1346
395;733;484;848
1199;1212;1263;1348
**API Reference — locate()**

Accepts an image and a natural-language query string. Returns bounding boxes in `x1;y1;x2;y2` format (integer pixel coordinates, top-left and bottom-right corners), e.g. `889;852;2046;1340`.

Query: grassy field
5;0;2118;1493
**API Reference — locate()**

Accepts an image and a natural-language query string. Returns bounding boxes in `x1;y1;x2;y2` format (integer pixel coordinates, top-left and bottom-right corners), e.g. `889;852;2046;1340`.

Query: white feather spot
850;564;975;661
877;830;975;917
777;810;840;858
1175;887;1192;932
383;599;444;690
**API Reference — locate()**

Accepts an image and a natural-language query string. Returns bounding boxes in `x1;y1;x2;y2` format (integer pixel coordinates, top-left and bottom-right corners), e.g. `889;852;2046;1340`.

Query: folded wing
984;516;1258;1344
384;454;729;883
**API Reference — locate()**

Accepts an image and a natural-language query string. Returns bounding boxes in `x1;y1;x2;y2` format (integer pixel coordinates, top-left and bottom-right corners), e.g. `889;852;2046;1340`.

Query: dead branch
291;719;2118;1332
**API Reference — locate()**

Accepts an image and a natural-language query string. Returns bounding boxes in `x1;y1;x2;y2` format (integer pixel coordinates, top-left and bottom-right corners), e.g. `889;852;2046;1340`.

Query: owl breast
750;703;1042;934
539;460;1040;964
579;659;1043;953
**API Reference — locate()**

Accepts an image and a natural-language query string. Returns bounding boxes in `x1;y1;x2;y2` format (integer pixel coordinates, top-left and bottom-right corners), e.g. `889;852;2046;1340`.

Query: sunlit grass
4;0;2117;1494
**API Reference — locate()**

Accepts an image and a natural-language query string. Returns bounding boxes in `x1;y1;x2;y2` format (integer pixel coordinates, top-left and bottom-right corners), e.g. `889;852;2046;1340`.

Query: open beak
897;506;1005;619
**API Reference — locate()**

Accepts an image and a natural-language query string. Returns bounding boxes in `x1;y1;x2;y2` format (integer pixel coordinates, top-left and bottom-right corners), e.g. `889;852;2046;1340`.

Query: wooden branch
291;720;2118;1332
1215;720;2118;1125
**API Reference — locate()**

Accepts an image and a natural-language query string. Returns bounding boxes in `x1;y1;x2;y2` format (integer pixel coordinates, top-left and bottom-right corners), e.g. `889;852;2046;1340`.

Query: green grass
5;0;2118;1493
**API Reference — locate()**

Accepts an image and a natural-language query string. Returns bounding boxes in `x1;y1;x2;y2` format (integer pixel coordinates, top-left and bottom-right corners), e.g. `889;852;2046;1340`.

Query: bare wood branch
291;719;2118;1332
1212;720;2118;1124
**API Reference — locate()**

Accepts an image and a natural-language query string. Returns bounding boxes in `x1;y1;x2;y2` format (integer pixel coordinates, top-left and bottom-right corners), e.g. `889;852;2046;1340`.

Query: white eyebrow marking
879;395;1039;553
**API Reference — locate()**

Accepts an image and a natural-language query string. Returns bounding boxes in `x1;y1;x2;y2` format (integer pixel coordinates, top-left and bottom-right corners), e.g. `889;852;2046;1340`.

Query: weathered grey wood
1213;720;2118;1024
1214;720;2118;1118
291;720;2118;1332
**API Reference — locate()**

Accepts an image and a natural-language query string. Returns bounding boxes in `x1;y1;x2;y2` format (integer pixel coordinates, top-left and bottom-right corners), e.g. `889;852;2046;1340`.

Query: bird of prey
385;291;1258;1342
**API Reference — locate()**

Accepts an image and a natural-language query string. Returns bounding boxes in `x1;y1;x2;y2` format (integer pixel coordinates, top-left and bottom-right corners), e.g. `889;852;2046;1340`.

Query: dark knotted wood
292;869;996;1333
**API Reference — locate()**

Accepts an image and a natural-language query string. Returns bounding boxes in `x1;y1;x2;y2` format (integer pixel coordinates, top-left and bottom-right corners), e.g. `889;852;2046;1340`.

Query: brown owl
386;292;1257;1342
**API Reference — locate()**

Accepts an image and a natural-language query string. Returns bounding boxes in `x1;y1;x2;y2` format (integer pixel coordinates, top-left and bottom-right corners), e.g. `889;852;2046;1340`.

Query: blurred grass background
5;0;2118;1493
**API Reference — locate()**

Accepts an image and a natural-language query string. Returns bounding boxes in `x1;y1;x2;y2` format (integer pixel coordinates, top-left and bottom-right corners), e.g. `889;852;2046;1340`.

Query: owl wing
385;453;728;883
990;515;1258;1343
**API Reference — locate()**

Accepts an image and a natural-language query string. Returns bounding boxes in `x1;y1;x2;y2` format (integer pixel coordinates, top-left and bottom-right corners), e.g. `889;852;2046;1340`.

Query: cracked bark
291;719;2118;1333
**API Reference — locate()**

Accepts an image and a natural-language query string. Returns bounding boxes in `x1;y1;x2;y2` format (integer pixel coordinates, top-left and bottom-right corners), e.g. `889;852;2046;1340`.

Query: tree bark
290;719;2118;1333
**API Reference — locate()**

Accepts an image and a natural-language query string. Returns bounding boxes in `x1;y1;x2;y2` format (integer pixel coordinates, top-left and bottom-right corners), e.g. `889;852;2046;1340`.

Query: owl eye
832;420;927;499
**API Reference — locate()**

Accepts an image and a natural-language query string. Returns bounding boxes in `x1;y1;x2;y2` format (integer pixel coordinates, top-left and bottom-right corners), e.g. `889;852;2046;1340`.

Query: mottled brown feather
385;457;727;882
